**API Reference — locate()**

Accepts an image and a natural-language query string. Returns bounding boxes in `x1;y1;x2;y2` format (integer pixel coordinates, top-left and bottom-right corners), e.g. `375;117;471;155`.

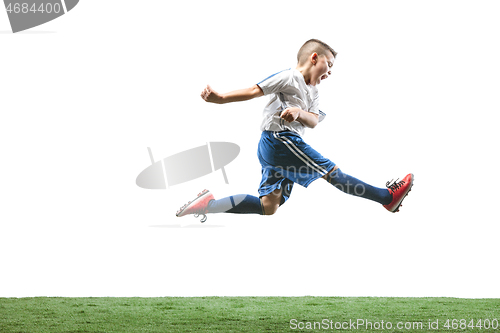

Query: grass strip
1;297;499;332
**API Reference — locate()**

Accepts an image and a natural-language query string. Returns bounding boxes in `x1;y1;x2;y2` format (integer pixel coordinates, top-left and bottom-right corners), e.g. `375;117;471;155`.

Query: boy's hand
280;107;301;123
201;85;223;104
281;107;319;128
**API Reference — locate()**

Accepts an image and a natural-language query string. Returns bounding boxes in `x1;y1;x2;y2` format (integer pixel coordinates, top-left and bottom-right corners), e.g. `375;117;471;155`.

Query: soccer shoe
383;174;414;213
176;189;214;223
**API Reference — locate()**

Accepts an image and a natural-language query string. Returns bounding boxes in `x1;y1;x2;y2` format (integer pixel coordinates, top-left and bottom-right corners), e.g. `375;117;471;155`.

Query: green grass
1;297;499;332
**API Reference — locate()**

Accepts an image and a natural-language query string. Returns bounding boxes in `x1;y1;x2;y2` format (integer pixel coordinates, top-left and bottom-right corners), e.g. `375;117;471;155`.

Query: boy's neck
295;63;313;86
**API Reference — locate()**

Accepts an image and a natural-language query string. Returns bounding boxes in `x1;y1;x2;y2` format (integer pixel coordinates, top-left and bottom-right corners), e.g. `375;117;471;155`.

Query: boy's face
310;52;335;86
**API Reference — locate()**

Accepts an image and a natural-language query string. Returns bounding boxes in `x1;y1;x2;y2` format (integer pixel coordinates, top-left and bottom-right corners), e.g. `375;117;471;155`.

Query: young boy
176;39;413;223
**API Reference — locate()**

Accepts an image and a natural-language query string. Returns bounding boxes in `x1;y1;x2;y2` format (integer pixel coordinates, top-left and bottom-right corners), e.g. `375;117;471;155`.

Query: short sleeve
256;69;292;96
308;87;320;114
308;88;326;122
318;110;326;122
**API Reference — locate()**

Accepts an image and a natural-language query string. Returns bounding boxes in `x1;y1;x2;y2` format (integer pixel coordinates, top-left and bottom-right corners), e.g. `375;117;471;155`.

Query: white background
1;1;499;298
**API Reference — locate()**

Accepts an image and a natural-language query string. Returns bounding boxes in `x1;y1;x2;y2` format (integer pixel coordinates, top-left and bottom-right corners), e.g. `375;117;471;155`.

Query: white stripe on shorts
273;132;329;176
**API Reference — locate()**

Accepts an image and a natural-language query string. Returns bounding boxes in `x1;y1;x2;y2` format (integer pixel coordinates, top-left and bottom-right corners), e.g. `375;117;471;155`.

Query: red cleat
383;174;414;213
176;189;214;222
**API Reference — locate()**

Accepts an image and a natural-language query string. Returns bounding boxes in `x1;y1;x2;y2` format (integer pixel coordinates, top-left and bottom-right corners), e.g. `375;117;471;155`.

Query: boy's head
297;39;337;86
297;39;337;66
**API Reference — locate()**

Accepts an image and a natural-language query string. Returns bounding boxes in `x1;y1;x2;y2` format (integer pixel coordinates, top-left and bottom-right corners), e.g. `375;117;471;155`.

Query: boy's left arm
280;107;319;128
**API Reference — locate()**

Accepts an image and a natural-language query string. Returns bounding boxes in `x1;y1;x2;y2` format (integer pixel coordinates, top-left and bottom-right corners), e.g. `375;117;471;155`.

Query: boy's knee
263;203;279;215
261;198;280;215
322;165;339;180
261;189;282;215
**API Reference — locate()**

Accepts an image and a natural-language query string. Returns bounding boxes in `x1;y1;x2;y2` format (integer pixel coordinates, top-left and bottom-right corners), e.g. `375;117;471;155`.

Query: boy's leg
177;131;297;221
322;166;393;205
206;194;264;215
209;188;283;215
202;130;289;217
176;190;264;223
176;189;282;221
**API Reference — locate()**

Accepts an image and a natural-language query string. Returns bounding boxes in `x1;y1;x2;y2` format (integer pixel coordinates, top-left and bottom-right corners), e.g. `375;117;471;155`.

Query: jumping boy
176;39;413;223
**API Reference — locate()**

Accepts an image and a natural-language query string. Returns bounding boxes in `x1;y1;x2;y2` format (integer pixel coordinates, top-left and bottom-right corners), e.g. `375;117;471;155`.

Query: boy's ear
311;52;319;65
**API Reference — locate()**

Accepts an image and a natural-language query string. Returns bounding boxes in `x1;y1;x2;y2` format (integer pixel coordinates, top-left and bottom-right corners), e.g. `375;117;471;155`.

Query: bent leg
323;167;392;205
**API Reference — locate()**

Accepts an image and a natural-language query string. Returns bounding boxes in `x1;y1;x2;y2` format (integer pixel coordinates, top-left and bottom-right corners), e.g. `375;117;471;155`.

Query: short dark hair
297;39;337;64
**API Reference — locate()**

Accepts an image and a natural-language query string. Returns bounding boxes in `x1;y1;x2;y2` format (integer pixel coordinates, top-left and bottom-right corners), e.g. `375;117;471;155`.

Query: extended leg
323;167;392;205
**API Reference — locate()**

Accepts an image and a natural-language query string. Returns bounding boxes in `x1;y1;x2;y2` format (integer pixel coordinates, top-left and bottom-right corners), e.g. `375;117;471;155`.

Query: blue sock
207;194;264;215
326;169;392;205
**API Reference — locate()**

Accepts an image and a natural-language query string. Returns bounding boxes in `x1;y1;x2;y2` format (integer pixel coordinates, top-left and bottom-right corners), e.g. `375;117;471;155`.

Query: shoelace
386;178;406;194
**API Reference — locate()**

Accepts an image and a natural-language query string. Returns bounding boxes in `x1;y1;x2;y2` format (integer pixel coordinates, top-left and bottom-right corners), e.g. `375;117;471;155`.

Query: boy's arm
201;84;264;104
281;107;319;128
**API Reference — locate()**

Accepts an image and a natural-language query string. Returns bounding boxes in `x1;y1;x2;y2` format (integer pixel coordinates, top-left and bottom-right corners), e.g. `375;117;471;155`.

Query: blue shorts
257;131;336;205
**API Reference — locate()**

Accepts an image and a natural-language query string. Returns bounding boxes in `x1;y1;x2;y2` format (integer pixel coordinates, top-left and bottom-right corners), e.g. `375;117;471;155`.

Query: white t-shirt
257;68;326;136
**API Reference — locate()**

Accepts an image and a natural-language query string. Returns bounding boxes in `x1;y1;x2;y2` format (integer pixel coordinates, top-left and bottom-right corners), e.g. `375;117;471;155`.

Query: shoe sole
391;174;414;213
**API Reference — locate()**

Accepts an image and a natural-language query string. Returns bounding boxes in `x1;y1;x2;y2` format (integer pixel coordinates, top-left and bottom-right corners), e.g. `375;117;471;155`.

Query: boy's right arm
201;84;264;104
